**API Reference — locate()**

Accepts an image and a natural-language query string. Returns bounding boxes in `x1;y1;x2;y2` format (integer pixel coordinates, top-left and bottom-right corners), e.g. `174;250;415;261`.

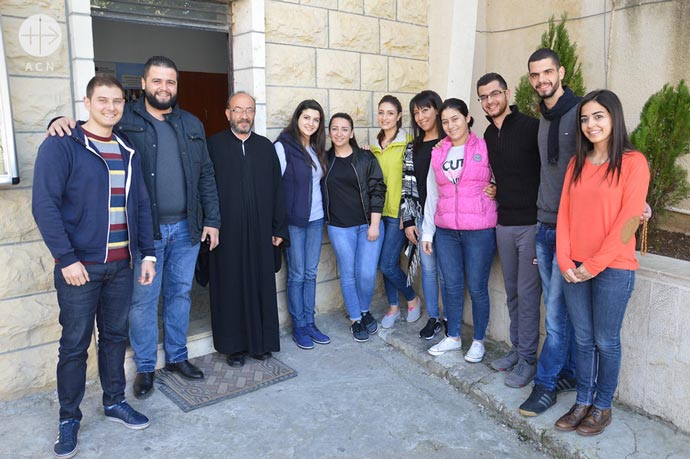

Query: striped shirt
83;129;130;262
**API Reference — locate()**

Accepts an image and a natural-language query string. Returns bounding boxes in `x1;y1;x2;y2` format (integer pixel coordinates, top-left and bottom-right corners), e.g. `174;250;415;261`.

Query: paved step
375;316;690;459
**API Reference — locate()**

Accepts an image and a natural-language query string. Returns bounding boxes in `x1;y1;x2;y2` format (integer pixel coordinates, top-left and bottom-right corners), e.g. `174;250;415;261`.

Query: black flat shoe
250;352;272;361
227;353;245;367
165;360;204;379
133;372;155;399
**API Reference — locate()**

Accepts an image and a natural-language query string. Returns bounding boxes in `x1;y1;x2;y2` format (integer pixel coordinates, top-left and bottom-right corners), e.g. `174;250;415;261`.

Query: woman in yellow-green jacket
371;95;421;329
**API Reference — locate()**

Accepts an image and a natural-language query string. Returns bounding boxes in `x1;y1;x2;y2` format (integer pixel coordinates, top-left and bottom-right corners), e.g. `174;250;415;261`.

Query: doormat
155;352;297;412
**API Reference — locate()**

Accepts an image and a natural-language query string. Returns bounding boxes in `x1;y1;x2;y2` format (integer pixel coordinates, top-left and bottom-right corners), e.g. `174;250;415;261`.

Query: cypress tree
515;14;586;118
630;80;690;223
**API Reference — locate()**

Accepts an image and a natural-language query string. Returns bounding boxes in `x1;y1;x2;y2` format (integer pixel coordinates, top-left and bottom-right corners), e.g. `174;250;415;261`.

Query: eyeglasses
230;107;256;115
477;89;507;103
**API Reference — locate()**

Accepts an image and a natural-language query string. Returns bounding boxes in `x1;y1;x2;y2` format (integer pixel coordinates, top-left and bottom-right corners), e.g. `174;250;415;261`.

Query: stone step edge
377;327;616;459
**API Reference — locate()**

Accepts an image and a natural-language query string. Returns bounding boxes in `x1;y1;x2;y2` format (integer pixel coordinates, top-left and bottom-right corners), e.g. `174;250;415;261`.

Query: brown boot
555;403;592;432
576;407;612;436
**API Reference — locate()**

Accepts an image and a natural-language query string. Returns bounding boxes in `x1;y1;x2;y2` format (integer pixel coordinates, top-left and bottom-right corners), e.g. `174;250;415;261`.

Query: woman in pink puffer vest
421;98;497;363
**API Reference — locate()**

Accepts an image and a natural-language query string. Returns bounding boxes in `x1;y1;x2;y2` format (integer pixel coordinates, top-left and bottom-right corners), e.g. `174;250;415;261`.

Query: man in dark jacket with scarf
34;75;156;458
518;48;580;418
48;56;221;400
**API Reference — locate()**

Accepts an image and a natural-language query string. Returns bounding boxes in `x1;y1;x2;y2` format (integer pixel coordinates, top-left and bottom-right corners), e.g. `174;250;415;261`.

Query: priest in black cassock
206;91;288;368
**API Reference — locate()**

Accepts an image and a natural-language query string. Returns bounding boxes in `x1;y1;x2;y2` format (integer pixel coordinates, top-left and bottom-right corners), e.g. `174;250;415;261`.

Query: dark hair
86;74;124;99
528;48;561;69
143;56;179;79
439;98;474;129
376;95;403;146
476;72;508;91
281;99;327;171
409;90;444;151
570;89;634;187
328;112;359;151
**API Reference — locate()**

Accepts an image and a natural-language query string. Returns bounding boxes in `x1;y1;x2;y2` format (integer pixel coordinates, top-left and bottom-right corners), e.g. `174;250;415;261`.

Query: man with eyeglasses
205;92;288;367
48;56;221;400
477;73;542;389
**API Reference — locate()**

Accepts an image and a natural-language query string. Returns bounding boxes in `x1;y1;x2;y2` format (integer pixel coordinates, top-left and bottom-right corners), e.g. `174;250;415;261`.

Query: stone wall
263;0;430;143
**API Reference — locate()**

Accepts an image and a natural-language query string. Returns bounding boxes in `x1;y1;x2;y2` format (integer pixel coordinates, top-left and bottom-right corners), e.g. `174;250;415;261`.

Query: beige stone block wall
0;243;54;298
0;188;40;244
361;54;388;90
317;49;361;89
265;2;328;47
396;0;429;25
266;44;315;87
365;0;395;19
338;0;363;14
329;11;379;54
0;293;60;351
380;20;427;59
265;0;430;149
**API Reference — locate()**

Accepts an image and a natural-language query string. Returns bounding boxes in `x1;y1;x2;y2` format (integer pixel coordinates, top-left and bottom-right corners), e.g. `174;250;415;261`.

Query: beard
145;89;177;110
537;78;561;100
230;118;253;134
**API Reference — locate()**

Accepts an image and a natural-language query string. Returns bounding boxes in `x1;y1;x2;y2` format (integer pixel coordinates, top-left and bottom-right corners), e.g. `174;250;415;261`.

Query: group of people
270;47;650;439
32;46;650;458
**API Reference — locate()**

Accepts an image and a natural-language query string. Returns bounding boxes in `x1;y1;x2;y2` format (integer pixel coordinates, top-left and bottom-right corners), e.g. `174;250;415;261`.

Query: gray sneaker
505;358;537;388
490;348;519;371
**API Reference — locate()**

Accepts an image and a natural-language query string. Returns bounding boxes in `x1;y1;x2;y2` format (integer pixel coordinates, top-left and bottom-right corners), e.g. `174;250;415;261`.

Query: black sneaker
351;321;369;342
419;318;442;340
519;384;557;417
556;375;577;392
361;311;379;334
442;318;449;337
54;419;79;458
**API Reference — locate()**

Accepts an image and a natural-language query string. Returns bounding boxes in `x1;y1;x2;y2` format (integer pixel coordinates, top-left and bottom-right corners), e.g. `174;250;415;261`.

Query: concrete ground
3;306;689;459
0;311;550;459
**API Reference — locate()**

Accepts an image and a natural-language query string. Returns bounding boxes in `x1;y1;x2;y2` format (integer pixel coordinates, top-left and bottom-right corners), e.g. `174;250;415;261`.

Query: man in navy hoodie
33;75;156;459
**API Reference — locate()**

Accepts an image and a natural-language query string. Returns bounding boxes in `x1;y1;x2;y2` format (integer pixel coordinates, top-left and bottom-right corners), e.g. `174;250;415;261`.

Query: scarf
399;141;422;286
539;86;580;164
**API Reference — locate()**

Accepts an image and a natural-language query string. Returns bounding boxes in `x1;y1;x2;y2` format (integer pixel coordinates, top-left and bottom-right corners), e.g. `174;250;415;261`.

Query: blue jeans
534;222;576;390
434;227;495;339
129;220;200;373
379;216;416;305
54;259;132;420
328;221;384;321
286;219;324;328
418;216;446;319
564;267;635;409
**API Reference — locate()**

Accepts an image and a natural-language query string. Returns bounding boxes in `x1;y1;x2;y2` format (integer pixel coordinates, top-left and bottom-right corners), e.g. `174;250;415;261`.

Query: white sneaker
464;340;485;363
428;337;462;356
381;310;400;329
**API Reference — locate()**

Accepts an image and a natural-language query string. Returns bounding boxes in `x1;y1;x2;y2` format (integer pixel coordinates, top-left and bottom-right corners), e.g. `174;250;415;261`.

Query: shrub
630;80;690;223
514;14;586;118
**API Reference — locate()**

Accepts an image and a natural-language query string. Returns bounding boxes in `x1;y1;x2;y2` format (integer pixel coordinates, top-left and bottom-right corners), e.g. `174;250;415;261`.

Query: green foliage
630;80;690;223
514;14;586;118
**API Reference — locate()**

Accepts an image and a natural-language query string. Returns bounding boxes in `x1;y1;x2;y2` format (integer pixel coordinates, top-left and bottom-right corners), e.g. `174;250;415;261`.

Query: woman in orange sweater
554;90;649;436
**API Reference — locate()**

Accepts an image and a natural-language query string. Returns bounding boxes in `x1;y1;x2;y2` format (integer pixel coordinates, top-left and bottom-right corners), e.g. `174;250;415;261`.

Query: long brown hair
280;99;327;172
570;89;634;187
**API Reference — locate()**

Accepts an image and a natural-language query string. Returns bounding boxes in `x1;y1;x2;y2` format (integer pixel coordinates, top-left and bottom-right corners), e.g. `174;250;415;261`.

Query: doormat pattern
155;352;297;412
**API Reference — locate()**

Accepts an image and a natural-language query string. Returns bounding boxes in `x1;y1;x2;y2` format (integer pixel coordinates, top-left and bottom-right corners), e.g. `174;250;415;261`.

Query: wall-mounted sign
0;18;20;186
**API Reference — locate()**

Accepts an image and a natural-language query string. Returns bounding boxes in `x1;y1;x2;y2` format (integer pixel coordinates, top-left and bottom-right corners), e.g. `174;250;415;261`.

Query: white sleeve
421;167;438;242
274;141;287;176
